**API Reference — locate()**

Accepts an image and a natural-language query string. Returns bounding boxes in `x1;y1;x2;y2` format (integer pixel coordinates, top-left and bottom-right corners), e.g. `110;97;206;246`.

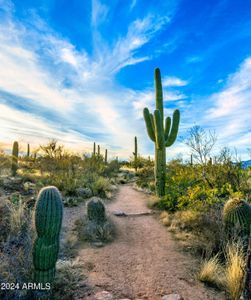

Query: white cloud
92;0;109;28
162;76;188;87
0;4;175;158
204;57;251;157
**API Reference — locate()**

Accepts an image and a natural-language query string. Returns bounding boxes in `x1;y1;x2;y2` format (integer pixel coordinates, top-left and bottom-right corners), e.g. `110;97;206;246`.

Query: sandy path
78;185;224;300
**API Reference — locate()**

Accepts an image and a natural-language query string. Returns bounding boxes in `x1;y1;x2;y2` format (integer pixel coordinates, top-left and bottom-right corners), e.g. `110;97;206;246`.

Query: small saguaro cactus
27;143;30;158
133;136;138;171
105;149;108;164
33;186;63;293
93;142;96;156
97;145;100;157
11;141;19;176
223;198;251;239
143;68;180;197
87;198;106;224
190;154;193;166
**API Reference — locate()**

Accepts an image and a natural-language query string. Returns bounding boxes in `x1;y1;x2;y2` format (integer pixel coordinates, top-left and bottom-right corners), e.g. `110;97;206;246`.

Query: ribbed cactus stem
97;145;100;157
105;149;108;164
143;68;180;197
223;198;251;239
87;198;106;224
11;141;19;176
33;186;63;291
27;143;30;157
190;154;193;166
133;136;138;171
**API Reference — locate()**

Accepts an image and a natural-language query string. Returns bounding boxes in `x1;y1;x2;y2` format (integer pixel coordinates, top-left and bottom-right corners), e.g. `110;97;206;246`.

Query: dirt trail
78;185;224;300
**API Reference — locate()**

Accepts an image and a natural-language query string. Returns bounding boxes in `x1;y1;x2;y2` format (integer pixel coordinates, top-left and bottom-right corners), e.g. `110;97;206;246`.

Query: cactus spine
105;149;108;164
133;136;138;171
223;198;251;238
33;186;63;290
11;141;19;176
143;68;180;197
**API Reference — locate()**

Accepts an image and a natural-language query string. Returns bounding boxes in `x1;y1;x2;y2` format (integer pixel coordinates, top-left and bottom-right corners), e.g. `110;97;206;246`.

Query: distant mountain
241;160;251;168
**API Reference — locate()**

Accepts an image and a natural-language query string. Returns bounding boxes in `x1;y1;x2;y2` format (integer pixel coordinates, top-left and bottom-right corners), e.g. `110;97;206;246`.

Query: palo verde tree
143;68;180;197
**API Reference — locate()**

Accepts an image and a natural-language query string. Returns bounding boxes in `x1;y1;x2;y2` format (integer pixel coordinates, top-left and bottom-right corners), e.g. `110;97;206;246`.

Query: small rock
76;187;92;198
95;291;113;300
162;294;183;300
92;241;104;248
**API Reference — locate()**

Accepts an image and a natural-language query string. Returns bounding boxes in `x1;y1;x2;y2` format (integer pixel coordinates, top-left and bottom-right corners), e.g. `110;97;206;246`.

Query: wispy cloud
0;1;175;157
204;57;251;156
162;76;188;87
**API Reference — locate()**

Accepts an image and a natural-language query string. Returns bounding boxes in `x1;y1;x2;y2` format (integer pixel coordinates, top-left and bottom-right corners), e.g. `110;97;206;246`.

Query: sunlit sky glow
0;0;251;160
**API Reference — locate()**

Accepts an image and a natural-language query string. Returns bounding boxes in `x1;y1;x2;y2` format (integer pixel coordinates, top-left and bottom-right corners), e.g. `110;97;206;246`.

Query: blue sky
0;0;251;160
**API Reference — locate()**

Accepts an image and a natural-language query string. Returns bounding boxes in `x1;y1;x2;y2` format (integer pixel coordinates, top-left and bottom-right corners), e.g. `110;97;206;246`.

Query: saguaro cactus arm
143;108;156;142
165;109;180;147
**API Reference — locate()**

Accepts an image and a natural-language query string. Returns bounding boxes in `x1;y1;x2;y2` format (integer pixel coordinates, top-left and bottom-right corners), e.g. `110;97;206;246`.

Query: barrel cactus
143;68;180;197
223;198;251;238
33;186;63;290
87;198;106;224
11;141;19;176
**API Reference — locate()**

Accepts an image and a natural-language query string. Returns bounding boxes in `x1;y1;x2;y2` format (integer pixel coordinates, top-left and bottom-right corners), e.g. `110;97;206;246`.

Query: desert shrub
0;199;33;300
76;198;116;243
0;198;11;241
136;166;154;190
53;259;87;300
102;159;120;177
158;157;250;212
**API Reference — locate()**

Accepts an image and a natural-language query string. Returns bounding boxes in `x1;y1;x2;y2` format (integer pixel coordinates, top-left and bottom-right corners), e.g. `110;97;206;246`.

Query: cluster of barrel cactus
33;186;63;291
223;197;251;239
143;68;180;197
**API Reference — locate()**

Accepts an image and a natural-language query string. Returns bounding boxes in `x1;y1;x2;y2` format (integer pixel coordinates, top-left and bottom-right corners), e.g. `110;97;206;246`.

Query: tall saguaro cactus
133;136;138;171
33;186;63;295
11;141;19;176
143;68;180;197
97;145;100;157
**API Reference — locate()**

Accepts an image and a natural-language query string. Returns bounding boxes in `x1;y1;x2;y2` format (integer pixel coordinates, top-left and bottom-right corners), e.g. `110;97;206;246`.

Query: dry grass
162;207;226;257
224;242;245;300
146;196;159;208
160;211;172;226
197;255;224;288
9;199;26;235
53;258;88;300
75;216;116;243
